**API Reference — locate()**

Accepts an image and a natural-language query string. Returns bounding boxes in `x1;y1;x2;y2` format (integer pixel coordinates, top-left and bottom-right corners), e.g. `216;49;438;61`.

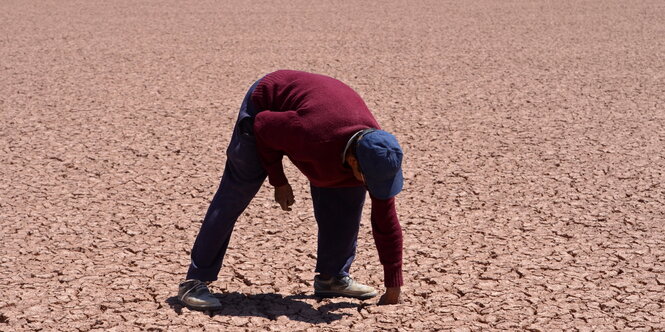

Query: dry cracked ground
1;0;664;331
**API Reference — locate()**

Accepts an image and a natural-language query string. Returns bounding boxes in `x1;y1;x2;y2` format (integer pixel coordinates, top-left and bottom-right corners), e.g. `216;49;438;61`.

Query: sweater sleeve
253;110;299;187
370;196;404;287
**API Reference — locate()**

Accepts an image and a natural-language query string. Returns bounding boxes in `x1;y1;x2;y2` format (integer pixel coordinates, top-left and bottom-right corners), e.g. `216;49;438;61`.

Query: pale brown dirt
1;0;664;331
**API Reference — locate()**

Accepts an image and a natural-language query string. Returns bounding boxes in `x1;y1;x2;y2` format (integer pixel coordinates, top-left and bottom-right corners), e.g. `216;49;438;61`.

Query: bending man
178;70;404;310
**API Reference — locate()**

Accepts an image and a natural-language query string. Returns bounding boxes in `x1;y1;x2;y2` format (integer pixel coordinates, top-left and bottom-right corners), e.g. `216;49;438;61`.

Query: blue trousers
186;78;366;282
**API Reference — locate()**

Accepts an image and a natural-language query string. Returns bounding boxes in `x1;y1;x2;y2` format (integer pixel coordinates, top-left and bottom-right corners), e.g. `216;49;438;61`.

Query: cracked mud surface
1;0;664;331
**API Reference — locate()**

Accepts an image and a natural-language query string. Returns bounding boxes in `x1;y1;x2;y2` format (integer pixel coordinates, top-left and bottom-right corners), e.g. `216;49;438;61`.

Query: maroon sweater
251;70;403;287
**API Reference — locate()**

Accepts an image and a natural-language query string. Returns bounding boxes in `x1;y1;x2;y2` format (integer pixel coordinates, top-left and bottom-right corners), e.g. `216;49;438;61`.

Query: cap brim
365;168;403;200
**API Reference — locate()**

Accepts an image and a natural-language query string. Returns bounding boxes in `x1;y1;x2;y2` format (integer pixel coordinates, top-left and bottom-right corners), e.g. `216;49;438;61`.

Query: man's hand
274;184;295;211
378;286;401;305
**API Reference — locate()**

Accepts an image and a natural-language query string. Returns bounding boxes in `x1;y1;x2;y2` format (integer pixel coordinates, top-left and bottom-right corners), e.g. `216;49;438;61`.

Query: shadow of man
166;292;361;324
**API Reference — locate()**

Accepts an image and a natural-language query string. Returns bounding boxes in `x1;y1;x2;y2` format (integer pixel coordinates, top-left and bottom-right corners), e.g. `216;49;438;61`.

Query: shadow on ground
166;292;360;323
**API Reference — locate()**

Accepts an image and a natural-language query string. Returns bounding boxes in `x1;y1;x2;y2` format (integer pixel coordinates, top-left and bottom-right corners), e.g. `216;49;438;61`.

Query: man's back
252;70;380;188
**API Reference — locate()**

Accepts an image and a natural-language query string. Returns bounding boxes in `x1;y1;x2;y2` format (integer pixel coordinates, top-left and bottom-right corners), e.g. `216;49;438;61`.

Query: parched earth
1;0;664;331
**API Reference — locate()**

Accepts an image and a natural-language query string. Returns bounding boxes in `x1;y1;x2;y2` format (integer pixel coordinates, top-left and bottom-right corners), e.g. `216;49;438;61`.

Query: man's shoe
178;279;222;311
314;275;378;299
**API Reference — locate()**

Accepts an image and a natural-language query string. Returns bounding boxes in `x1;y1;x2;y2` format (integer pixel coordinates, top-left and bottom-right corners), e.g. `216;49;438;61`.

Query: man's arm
370;196;403;304
254;110;301;187
254;110;300;210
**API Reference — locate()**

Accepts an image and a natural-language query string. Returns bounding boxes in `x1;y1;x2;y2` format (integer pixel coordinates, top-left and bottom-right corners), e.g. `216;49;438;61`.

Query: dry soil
1;0;664;331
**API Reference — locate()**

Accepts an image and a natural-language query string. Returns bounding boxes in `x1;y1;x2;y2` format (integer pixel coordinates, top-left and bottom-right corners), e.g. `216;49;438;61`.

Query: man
178;70;404;311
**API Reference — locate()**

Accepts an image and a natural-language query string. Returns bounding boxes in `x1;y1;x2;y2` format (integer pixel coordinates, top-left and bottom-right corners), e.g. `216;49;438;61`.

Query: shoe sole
314;290;378;300
180;300;222;312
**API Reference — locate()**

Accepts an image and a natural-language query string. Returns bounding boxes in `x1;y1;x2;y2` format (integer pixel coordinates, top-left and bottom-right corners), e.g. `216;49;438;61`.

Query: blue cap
355;130;404;199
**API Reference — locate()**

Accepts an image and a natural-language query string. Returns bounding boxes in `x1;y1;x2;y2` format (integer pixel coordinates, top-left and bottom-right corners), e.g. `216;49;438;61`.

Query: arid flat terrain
1;0;664;330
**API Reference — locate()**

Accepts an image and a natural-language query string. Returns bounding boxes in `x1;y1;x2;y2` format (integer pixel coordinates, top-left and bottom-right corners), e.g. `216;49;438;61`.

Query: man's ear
346;154;358;167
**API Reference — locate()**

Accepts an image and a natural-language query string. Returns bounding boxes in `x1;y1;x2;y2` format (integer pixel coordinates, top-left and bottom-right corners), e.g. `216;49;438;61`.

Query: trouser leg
311;185;367;277
186;159;265;281
186;78;265;281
